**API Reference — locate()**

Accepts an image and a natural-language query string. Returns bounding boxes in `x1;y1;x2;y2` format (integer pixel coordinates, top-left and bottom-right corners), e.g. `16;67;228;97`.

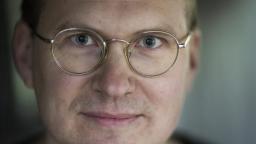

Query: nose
92;42;135;99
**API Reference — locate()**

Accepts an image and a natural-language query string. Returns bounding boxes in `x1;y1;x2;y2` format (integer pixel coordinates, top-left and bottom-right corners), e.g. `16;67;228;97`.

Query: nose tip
93;65;135;98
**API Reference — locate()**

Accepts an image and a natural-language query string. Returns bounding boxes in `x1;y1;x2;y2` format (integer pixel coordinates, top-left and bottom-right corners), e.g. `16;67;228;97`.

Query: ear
12;20;34;88
186;28;201;90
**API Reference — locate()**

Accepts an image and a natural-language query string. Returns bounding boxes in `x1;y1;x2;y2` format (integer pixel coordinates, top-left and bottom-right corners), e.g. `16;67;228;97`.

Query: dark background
1;0;14;143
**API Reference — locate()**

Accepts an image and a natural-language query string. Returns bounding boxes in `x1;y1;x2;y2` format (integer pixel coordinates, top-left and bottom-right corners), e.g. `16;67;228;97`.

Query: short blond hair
21;0;198;30
185;0;198;30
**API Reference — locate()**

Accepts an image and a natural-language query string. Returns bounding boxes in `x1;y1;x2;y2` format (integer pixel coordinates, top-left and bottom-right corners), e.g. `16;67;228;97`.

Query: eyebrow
54;21;179;38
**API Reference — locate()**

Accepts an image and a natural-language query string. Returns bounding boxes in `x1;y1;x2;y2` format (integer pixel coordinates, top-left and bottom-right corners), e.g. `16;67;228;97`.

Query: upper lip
80;112;142;119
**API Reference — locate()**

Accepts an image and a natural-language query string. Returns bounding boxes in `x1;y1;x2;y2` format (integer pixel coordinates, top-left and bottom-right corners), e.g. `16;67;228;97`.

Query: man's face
15;0;199;144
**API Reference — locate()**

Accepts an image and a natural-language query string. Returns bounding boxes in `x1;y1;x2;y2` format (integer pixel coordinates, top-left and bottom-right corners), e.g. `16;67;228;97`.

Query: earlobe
12;20;34;88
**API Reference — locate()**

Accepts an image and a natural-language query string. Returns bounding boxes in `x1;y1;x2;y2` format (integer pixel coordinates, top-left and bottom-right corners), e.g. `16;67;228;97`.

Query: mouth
79;112;143;127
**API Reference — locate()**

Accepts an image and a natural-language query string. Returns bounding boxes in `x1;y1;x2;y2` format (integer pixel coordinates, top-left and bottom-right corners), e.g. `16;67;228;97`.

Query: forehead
39;0;187;36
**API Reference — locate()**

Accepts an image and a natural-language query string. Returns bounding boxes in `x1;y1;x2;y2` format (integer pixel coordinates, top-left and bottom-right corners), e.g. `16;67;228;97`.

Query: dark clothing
172;132;211;144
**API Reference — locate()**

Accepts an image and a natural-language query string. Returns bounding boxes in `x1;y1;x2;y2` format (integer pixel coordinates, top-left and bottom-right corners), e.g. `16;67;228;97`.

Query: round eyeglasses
34;28;191;77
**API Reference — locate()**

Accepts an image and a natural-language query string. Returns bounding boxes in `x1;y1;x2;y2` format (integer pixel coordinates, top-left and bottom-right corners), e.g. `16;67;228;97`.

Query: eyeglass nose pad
127;48;132;58
100;49;105;58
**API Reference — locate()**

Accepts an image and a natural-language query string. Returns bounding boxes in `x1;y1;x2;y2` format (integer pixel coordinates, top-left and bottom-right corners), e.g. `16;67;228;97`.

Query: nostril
95;89;102;94
124;91;132;97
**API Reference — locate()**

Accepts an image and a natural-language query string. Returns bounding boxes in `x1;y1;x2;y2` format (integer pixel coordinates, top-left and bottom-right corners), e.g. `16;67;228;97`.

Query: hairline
22;0;198;31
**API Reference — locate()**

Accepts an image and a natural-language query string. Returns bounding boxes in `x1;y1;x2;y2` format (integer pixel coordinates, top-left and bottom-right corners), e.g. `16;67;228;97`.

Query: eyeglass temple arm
33;31;53;44
178;33;192;49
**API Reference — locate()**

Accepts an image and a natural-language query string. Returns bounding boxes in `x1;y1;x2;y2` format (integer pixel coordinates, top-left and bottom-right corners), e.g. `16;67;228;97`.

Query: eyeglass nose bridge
102;38;134;70
107;38;131;45
105;38;132;57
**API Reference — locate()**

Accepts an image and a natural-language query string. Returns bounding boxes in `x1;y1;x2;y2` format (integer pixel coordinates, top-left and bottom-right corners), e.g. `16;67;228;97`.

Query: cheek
145;53;188;110
148;72;186;120
140;55;189;139
32;48;90;136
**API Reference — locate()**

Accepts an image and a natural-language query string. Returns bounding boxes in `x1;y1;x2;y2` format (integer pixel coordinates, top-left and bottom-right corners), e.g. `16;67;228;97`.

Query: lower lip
80;113;140;127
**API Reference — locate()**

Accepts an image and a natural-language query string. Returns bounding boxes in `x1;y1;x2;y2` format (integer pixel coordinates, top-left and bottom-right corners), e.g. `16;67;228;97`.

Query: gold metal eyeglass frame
33;28;192;78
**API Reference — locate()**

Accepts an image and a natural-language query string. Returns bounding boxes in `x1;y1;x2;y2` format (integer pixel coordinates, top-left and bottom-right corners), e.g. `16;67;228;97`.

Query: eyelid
135;36;163;49
140;34;168;44
67;34;95;47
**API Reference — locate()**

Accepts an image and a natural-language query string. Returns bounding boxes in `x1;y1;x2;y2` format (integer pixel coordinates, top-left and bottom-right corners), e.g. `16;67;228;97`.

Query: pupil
144;37;155;47
78;35;88;44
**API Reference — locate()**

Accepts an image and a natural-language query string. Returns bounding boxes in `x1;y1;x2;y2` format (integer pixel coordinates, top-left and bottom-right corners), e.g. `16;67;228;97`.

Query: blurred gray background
1;0;256;144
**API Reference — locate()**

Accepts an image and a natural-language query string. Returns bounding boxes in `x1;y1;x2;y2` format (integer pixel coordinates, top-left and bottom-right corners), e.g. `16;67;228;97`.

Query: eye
137;36;162;49
71;34;96;47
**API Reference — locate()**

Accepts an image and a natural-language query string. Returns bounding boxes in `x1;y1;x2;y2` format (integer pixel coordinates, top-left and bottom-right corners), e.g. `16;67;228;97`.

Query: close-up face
13;0;200;144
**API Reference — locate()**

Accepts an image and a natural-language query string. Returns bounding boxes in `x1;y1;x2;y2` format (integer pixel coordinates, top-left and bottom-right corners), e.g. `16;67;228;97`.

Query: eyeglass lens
52;29;179;76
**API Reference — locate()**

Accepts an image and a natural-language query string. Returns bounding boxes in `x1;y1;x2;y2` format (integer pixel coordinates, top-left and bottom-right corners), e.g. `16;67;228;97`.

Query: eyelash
136;36;164;49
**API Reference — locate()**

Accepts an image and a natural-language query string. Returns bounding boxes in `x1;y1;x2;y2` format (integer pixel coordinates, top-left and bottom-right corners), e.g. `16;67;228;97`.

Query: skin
13;0;200;144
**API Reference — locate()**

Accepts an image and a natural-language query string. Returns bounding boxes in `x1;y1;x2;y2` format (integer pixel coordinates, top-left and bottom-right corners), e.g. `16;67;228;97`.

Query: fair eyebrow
54;21;179;38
